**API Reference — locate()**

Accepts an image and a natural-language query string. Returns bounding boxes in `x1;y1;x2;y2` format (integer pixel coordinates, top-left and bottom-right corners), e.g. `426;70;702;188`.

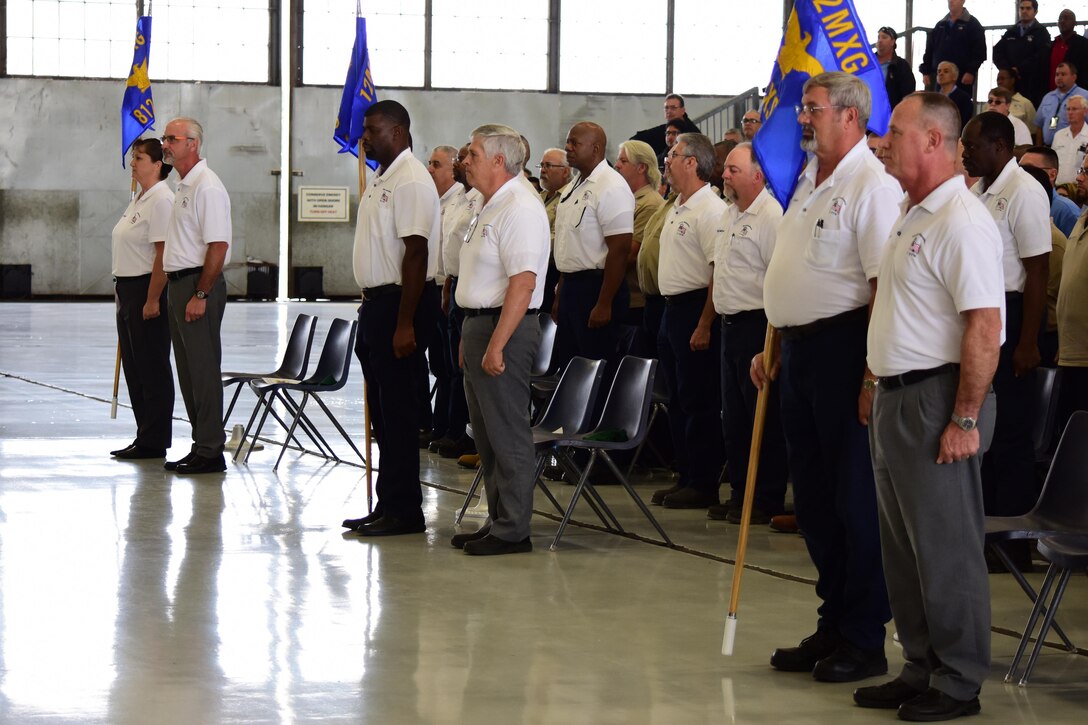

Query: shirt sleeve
596;182;635;237
146;188;174;244
496;204;550;277
852;181;900;280
393;179;439;240
933;211;1006;313
195;183;232;245
1009;181;1054;259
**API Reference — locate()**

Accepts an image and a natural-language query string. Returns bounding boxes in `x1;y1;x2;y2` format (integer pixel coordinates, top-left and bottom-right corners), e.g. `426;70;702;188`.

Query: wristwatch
194;289;208;300
950;413;977;432
862;378;879;391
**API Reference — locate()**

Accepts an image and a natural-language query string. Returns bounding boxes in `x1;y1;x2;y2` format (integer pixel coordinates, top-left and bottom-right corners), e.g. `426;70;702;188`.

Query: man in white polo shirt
449;123;550;556
856;91;1003;722
342;100;441;537
961;111;1051;568
652;132;727;510
710;142;788;524
755;72;900;682
552;122;635;371
160;116;232;475
1052;95;1088;186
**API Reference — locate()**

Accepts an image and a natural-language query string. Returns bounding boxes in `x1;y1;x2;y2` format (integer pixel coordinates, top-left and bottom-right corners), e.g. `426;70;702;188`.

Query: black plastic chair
1007;534;1088;685
537;356;671;550
1030;366;1062;462
626;371;670;475
221;313;317;425
455;357;607;525
237;318;364;471
529;313;561;420
986;410;1088;656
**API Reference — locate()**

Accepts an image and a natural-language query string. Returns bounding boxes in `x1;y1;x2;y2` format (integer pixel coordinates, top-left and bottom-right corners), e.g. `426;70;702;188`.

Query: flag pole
359;150;374;513
723;324;779;655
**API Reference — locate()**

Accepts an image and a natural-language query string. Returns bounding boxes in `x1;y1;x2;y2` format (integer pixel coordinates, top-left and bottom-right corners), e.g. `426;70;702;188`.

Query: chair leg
1019;567;1073;687
992;543;1077;651
550;450;597;551
310;393;367;465
532;452;566;516
1007;563;1059;683
456;468;485;525
273;393;312;471
241;391;277;463
278;391;335;459
601;450;672;545
554;449;616;529
627;404;660;477
222;382;244;426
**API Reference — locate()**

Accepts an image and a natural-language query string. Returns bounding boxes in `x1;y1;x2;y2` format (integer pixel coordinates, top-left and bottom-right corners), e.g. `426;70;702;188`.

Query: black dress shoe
651;483;684;505
662;487;719;509
898;687;980;722
451;524;492;549
463;534;532;556
165;451;197;471
812;642;888;682
113;445;167;460
110;441;138;457
854;678;925;709
427;436;456;454
355;515;426;537
436;435;475;459
771;628;842;672
342;510;383;531
174;453;227;475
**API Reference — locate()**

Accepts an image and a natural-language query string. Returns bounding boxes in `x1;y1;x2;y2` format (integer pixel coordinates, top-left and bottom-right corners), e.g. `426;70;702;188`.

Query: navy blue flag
120;16;155;168
334;15;378;168
753;0;891;206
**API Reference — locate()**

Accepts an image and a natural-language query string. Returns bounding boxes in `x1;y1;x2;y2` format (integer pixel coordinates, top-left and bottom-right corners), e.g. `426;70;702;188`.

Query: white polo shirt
353;148;442;289
971;158;1052;293
436;182;466;278
1009;114;1032;146
163;159;232;272
1053;124;1088;186
553;159;635;273
112;180;174;277
764;138;901;327
443;187;483;278
713;187;782;315
657;183;727;296
868;177;1006;377
455;176;550;310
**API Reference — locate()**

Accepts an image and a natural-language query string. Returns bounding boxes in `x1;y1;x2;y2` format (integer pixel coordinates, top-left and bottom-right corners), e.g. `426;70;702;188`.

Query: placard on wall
298;186;350;222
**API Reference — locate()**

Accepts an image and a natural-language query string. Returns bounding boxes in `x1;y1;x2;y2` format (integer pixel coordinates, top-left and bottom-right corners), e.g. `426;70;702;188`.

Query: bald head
565;122;607;175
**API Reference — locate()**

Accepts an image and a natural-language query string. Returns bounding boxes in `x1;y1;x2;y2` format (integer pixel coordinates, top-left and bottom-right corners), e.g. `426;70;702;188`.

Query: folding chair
221;313;317;425
1030;366;1061;462
455;357;606;525
986;410;1088;658
537;356;672;550
1007;534;1088;686
237;318;364;471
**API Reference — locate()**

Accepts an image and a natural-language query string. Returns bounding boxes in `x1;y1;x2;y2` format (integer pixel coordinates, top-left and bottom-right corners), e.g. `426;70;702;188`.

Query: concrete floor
1;300;1086;724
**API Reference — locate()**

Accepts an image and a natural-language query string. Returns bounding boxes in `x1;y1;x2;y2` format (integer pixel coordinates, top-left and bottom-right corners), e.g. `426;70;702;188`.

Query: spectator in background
1021;144;1084;236
615;140;665;331
741;110;762;140
631;93;701;159
1055;162;1088;423
993;0;1052;106
1052;95;1088;185
988;87;1034;145
711;140;737;197
1050;10;1088;94
876;26;916;109
723;128;743;143
1020;164;1067;367
997;67;1040;137
936;61;976;130
657;119;686;176
920;0;987;100
1036;62;1088;145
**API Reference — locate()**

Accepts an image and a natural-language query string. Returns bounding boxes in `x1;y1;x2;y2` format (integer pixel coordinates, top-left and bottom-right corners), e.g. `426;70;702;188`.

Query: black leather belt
563;269;604;280
879;363;959;390
361;283;401;301
664;288;707;306
722;309;765;324
463;307;539;318
166;266;202;281
114;274;152;283
778;306;867;342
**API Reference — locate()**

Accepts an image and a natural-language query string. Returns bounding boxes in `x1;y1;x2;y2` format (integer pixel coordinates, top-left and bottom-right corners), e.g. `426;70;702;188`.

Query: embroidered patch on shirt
908;233;924;258
829;197;846;216
995;197;1008;214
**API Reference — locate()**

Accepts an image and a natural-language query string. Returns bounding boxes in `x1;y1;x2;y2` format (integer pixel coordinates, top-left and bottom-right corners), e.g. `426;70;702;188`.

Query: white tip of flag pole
110;397;118;419
723;614;738;656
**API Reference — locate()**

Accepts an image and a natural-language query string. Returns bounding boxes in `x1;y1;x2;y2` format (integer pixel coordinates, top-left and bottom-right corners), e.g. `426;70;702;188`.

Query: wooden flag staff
111;177;139;419
723;324;779;655
360;150;374;513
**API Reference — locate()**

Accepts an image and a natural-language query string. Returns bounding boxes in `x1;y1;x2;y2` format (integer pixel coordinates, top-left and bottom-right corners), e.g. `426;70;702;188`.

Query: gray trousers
869;371;996;700
166;274;227;457
462;313;541;542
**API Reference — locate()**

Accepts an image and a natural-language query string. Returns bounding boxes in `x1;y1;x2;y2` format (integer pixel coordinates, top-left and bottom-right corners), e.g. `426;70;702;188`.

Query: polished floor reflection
1;301;1086;724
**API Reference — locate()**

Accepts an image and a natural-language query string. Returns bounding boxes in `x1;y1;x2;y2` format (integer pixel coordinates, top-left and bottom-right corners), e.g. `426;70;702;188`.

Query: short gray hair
618;139;662;189
676;132;716;182
170;117;205;147
734;142;763;178
804;72;871;128
470;124;525;175
433;144;458;161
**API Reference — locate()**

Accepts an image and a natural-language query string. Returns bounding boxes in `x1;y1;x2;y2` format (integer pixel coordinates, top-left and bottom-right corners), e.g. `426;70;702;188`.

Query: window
431;0;548;90
6;0;270;82
673;0;781;95
302;0;425;87
558;0;666;94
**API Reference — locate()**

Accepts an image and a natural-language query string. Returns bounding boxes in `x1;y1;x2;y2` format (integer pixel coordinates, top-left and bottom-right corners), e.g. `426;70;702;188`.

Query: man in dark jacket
876;26;916;109
631;93;700;158
920;0;987;100
993;0;1051;106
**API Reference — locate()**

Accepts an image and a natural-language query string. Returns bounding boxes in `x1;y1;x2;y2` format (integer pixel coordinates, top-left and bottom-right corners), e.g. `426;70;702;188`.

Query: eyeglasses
742;117;760;124
160;135;193;144
665;151;693;161
795;104;843;117
1078;167;1088;176
664;104;682;111
537;163;568;170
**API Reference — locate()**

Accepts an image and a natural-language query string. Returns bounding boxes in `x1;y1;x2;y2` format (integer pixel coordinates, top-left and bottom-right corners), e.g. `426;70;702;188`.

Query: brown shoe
769;514;800;534
457;453;481;469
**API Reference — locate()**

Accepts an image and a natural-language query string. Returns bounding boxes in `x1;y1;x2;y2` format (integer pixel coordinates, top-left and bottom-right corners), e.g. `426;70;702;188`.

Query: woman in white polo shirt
109;138;176;460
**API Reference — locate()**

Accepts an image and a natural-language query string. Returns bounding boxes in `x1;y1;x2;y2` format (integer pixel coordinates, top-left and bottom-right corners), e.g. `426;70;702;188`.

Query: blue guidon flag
120;15;155;168
753;0;891;206
334;14;379;170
